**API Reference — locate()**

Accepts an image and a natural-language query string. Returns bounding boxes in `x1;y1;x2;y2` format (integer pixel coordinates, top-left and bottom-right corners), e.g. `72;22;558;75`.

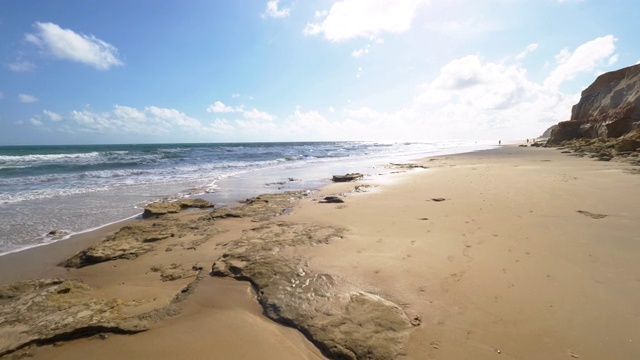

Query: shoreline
0;143;496;281
0;141;496;257
2;144;639;359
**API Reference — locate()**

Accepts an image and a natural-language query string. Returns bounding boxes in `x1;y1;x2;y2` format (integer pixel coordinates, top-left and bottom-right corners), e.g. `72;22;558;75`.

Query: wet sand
2;145;639;359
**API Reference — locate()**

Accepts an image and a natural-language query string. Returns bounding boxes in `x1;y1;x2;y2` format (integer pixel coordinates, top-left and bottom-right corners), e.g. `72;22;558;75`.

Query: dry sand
2;145;639;359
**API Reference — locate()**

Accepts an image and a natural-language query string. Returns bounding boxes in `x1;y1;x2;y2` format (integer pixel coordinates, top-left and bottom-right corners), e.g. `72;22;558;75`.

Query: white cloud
146;106;204;130
25;22;123;70
7;60;36;72
544;35;617;89
242;108;275;121
315;10;328;18
351;45;370;57
112;104;146;120
415;54;536;108
607;54;618;66
208;119;235;134
262;0;290;19
63;105;209;135
304;0;426;41
207;100;276;121
19;94;38;103
33;101;279;140
409;50;585;139
231;93;241;98
30;117;44;126
271;107;361;141
207;101;239;113
43;110;62;121
515;43;538;61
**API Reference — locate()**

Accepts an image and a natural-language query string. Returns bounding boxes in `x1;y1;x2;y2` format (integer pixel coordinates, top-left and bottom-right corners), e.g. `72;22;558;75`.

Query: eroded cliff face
548;64;640;144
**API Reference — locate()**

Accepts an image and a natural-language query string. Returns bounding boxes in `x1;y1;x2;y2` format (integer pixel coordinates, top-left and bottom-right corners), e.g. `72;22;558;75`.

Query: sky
1;0;639;145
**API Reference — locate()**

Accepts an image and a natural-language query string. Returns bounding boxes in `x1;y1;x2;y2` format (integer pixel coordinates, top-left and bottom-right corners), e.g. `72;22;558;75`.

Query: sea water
0;141;493;255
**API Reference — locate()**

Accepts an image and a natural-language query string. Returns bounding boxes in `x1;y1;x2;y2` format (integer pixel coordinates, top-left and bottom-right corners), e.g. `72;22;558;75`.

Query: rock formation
0;279;147;358
60;219;185;268
61;193;306;268
142;198;214;218
212;221;413;360
331;173;363;182
541;124;557;138
202;191;309;221
548;64;640;144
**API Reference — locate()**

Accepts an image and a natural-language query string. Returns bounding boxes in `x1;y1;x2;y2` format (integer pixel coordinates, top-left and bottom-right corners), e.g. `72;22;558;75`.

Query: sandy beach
2;145;639;359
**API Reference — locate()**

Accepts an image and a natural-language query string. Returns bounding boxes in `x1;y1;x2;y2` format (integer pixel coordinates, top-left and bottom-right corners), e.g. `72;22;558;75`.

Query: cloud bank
20;35;622;142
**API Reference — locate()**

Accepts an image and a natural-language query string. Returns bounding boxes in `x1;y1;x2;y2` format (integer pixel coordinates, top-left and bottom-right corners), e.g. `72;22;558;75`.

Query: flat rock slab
211;221;412;360
142;198;214;218
332;173;363;182
62;192;307;269
203;191;309;221
320;196;344;204
0;279;147;358
61;215;224;268
389;163;429;169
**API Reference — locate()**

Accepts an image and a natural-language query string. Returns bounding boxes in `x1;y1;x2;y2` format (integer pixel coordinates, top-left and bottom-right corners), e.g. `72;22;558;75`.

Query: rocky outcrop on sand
61;212;224;269
142;198;214;218
550;130;640;164
211;221;413;360
61;193;305;268
331;173;363;182
60;220;178;268
548;64;640;144
202;191;309;221
38;189;415;359
0;279;147;358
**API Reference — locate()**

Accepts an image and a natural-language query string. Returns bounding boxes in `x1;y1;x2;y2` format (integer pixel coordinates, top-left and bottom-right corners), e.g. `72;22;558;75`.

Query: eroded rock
332;173;363;182
142;198;214;218
0;279;147;358
60;216;223;268
548;64;640;144
320;196;344;204
211;221;412;360
202;191;309;222
60;222;176;268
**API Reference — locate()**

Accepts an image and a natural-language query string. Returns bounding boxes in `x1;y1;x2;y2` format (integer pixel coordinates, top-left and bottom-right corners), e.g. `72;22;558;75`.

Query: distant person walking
499;140;501;145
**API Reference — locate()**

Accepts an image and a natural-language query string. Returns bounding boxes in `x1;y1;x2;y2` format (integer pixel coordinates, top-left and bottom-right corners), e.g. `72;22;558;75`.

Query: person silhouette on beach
499;140;501;145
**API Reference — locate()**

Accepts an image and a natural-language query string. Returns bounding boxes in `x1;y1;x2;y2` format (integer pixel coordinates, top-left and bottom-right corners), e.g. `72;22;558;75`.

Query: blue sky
1;0;639;145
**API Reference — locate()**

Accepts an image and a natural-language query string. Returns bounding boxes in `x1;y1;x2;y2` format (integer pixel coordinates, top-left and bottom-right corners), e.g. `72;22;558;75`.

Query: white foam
0;212;142;257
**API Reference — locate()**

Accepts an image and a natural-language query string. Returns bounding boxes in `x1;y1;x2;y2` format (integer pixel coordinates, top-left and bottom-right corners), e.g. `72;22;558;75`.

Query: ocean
0;141;493;255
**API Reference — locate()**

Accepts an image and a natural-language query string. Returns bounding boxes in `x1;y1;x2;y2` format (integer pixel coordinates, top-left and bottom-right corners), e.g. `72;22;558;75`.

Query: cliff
548;64;640;144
